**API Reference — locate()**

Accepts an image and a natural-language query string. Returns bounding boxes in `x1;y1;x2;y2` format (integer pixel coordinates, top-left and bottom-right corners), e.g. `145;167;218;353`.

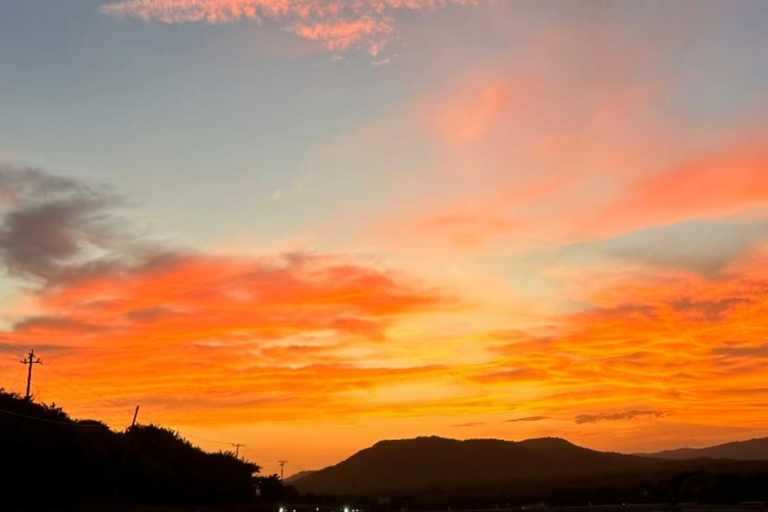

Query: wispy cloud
713;341;768;359
468;242;768;435
451;421;485;428
100;0;481;55
505;416;548;423
575;410;668;425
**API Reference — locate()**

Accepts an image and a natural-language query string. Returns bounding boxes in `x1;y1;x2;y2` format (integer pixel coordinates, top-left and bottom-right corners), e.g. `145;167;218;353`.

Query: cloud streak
505;416;548;423
575;410;668;425
100;0;481;55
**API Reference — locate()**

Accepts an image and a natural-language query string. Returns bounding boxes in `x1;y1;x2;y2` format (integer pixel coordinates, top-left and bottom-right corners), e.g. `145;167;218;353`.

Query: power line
160;427;249;461
0;342;28;367
8;365;24;392
172;429;234;446
0;341;28;358
36;364;127;409
0;343;106;404
3;347;131;411
0;407;103;427
30;383;70;405
3;347;247;460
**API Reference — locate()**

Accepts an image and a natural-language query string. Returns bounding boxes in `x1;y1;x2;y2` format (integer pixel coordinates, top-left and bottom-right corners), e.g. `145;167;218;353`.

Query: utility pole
131;405;140;427
20;349;42;400
278;460;288;481
232;443;245;459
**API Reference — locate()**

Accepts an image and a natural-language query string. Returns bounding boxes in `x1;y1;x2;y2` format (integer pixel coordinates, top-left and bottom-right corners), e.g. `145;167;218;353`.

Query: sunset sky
0;0;767;474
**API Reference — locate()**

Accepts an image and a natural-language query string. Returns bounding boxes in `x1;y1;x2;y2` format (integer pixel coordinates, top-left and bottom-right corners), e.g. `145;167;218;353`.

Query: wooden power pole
20;349;42;400
131;405;140;427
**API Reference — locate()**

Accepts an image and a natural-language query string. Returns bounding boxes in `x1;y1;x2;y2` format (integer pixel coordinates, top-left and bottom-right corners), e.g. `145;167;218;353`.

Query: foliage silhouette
0;389;264;510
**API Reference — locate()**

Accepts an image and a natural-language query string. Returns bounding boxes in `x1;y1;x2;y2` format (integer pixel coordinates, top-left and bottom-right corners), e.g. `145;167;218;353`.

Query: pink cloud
384;28;768;250
294;17;393;54
101;0;481;54
585;141;768;236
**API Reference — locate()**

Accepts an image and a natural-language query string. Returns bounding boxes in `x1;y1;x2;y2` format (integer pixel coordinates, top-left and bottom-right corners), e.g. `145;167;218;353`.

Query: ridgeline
639;439;768;461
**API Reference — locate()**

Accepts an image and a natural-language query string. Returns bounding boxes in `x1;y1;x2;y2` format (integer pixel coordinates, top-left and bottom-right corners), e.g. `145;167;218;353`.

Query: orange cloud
101;0;481;54
1;181;766;459
0;163;464;426
473;245;768;433
0;252;453;424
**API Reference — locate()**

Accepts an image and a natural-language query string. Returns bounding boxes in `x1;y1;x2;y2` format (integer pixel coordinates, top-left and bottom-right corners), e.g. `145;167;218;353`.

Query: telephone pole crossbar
20;349;42;400
232;443;245;459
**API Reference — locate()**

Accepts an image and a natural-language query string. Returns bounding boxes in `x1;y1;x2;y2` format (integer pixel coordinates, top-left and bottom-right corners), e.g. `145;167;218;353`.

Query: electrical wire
8;365;23;392
169;428;235;446
0;407;103;427
36;364;128;409
0;346;247;456
0;341;28;359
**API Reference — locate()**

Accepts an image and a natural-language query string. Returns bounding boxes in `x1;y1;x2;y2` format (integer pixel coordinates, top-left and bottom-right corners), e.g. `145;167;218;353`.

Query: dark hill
639;437;768;460
0;389;260;510
286;470;316;484
293;436;660;494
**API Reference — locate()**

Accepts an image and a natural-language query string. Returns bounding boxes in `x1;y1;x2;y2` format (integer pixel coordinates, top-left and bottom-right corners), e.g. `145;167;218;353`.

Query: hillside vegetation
0;390;259;510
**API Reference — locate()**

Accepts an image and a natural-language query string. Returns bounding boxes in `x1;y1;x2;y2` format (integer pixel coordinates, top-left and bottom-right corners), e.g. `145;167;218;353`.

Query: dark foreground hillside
381;460;768;510
0;390;260;510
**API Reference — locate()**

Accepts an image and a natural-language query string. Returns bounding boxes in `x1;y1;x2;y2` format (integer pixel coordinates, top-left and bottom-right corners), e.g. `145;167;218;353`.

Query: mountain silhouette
291;436;660;494
285;470;316;484
639;437;768;460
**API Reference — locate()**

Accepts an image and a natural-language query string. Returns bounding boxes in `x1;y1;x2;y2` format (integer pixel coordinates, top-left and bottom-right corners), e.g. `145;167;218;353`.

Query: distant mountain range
289;436;768;497
290;436;660;494
639;437;768;461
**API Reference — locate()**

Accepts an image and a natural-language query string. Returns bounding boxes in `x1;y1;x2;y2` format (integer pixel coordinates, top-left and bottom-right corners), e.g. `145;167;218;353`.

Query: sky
0;0;767;475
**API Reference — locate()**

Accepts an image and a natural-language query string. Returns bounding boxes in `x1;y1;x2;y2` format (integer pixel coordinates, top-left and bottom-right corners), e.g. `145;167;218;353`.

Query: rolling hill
290;436;661;494
639;437;768;461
